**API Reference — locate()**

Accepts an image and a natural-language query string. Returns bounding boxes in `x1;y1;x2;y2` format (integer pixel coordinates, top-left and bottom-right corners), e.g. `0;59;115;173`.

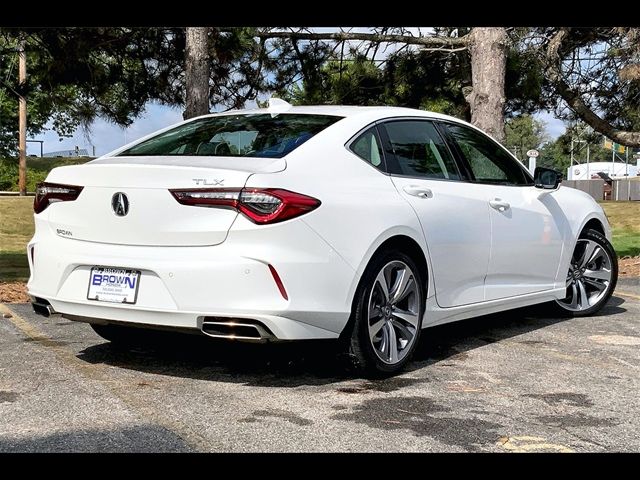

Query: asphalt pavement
1;278;639;452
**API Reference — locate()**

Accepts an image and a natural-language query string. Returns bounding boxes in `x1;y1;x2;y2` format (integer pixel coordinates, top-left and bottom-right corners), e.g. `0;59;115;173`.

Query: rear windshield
118;113;342;158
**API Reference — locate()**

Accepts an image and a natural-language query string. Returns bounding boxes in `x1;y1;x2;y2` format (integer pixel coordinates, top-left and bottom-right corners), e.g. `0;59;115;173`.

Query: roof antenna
267;97;293;113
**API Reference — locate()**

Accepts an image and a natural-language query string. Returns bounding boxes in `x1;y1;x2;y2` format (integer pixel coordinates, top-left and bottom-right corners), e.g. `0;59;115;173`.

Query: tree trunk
465;28;508;143
184;27;210;119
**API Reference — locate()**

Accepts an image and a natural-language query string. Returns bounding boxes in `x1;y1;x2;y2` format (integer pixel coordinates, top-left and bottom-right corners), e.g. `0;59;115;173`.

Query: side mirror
534;167;562;190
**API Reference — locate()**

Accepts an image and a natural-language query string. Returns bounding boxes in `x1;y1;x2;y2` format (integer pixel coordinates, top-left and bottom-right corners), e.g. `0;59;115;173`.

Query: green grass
0;197;34;281
0;157;91;281
600;201;640;257
1;197;638;283
0;252;29;282
0;197;35;250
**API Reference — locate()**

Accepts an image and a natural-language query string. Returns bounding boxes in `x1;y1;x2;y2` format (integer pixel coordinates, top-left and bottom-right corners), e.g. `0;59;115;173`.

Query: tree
539;138;571;172
256;27;512;141
0;27;190;158
1;32;88;158
464;28;509;142
285;55;384;106
184;27;210;119
282;45;473;119
538;122;621;172
0;27;277;158
259;27;640;147
505;114;548;160
284;29;551;129
3;26;639;170
1;27;284;192
540;27;640;147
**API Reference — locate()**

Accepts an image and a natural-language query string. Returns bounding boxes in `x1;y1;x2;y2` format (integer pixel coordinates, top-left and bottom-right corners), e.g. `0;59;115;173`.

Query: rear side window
444;123;532;185
349;127;384;169
380;120;461;180
119;113;342;158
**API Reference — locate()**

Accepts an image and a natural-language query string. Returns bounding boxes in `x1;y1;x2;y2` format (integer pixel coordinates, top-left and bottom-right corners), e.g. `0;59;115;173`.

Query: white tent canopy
567;161;638;180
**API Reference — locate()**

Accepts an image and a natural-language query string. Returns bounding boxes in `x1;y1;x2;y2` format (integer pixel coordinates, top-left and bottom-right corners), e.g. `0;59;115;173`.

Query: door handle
489;198;510;212
403;185;433;198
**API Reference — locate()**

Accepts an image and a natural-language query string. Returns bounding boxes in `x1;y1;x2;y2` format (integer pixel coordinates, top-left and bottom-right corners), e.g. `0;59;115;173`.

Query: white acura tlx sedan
28;100;618;375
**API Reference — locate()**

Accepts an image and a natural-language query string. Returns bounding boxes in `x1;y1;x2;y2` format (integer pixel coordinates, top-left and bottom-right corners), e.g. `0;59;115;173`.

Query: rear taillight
34;182;84;214
169;188;320;224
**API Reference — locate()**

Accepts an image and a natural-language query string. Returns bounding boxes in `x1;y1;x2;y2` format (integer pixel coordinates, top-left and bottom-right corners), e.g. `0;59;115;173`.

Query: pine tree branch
253;29;470;52
546;28;640;147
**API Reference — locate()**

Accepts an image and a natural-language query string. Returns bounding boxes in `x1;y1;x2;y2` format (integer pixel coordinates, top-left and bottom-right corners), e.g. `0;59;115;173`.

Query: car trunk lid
44;156;285;246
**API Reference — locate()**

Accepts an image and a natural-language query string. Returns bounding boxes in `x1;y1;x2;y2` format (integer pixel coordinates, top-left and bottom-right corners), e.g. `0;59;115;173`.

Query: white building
567;161;638;180
43;148;90;158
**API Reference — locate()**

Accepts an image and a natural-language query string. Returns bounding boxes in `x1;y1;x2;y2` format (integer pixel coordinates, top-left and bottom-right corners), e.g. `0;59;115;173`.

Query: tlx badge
192;178;224;186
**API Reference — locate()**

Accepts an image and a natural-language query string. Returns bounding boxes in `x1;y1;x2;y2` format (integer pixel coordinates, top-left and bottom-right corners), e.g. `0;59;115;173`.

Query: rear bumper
46;300;337;341
27;216;355;340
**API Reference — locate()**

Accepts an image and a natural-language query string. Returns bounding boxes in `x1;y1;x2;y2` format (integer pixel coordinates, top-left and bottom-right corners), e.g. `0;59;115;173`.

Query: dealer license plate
87;267;141;304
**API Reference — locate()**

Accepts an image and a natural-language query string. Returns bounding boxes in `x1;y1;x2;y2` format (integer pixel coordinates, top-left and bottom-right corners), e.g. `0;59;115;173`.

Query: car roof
204;104;467;125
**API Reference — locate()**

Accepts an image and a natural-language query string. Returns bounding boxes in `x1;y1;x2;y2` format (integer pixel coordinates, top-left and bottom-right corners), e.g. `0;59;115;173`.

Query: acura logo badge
111;192;129;216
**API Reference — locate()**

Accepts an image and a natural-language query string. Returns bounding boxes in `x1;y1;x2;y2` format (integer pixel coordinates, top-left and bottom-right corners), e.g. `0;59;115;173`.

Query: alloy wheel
367;260;421;365
557;238;613;312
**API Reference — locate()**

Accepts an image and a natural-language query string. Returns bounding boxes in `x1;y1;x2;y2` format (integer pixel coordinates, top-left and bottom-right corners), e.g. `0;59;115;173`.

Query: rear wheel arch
373;236;429;290
341;234;429;339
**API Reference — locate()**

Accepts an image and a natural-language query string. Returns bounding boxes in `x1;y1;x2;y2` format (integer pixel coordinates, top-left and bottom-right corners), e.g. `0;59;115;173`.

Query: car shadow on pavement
75;296;628;386
411;296;626;369
0;425;192;453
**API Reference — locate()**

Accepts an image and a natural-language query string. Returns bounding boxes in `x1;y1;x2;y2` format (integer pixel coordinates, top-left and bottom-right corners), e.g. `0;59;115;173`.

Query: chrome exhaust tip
31;297;58;318
199;317;275;342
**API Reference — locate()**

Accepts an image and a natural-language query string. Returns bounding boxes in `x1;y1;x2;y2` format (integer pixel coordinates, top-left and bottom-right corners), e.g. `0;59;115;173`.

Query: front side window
119;113;342;158
443;123;532;185
349;127;384;169
380;121;461;180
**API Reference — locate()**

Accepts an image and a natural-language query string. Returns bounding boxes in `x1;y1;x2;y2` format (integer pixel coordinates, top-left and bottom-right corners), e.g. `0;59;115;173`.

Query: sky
28;103;185;157
537;110;566;139
27;103;568;158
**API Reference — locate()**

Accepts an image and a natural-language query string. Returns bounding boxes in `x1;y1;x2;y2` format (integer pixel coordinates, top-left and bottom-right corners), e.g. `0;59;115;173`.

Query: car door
374;119;492;308
440;122;564;300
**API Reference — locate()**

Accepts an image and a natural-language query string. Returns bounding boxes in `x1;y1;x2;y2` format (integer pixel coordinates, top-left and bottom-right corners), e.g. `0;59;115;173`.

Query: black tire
342;249;425;377
551;228;618;317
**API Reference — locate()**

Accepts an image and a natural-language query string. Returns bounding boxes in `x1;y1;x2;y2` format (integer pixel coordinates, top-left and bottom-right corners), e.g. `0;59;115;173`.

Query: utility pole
570;139;574;166
611;144;615;176
625;146;629;176
18;35;27;196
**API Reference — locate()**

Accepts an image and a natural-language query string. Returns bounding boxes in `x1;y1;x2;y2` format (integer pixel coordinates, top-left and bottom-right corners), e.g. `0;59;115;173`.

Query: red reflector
268;264;288;301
